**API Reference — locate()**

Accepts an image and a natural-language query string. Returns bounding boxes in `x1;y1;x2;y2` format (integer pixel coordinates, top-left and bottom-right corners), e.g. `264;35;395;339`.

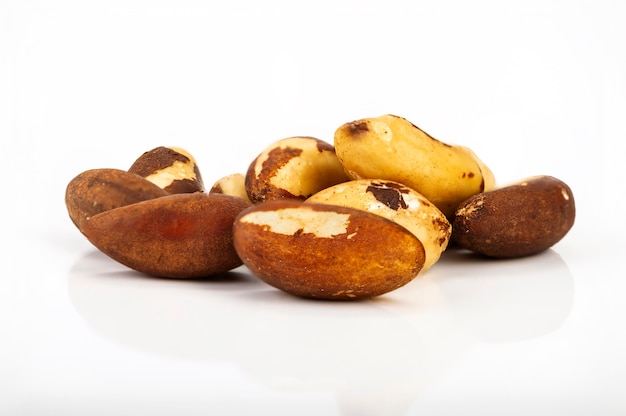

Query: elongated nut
65;168;169;233
233;200;426;300
307;179;451;271
209;173;252;205
451;175;575;258
245;136;349;204
334;114;496;218
81;193;249;278
128;146;205;194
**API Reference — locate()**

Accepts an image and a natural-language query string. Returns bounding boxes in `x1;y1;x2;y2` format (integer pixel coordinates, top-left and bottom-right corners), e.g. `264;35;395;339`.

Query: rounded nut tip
65;168;169;233
128;146;205;194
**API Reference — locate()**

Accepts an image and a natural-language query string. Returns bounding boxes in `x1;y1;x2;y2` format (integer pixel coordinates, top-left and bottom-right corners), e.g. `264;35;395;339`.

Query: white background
2;1;625;415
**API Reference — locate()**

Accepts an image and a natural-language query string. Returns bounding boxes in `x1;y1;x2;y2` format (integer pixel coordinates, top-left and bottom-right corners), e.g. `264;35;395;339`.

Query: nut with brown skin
65;168;169;233
81;193;250;278
245;136;349;204
128;146;205;194
451;175;575;258
233;200;426;300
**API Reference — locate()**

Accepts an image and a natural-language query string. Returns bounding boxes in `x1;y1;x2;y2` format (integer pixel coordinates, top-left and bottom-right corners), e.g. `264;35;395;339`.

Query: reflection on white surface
428;248;575;343
68;248;574;416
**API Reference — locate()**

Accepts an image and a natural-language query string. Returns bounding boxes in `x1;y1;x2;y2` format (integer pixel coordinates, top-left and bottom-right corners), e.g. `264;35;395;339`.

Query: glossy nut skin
233;200;426;300
65;168;169;233
81;193;249;278
128;146;205;194
451;175;576;258
307;179;451;271
245;136;349;204
334;114;496;219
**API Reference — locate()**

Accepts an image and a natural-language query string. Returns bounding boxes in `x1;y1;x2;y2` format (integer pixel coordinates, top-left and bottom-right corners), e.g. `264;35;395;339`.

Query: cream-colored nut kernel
241;208;351;238
209;173;252;205
81;193;249;278
334;114;495;219
307;179;451;271
245;136;349;204
452;175;576;258
233;200;426;300
128;146;205;194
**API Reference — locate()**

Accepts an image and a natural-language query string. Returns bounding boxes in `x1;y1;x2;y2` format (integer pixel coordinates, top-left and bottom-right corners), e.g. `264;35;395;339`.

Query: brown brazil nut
65;168;169;233
245;136;349;204
81;193;249;278
233;200;426;300
128;146;205;194
451;175;576;258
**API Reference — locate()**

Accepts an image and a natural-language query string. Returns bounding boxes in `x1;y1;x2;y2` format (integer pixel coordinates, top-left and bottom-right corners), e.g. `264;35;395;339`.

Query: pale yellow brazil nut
245;136;349;204
334;114;496;219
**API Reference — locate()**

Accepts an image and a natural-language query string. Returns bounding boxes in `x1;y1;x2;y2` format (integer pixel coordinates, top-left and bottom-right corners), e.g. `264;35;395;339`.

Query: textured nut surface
209;173;252;205
307;179;451;271
334;114;495;218
245;136;349;204
233;200;425;300
66;168;169;233
128;146;205;194
82;193;249;278
451;175;576;258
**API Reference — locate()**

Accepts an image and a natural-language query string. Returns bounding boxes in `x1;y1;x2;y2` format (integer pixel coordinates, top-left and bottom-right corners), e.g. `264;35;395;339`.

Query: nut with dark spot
334;114;496;219
245;136;349;204
128;146;205;194
366;181;409;210
307;179;451;271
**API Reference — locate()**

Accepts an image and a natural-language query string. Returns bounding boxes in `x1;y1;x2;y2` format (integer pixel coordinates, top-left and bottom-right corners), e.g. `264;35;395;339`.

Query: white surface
2;1;626;415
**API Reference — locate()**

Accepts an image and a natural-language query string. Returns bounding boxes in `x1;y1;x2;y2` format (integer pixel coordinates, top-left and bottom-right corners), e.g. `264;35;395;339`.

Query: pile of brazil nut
65;114;576;300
